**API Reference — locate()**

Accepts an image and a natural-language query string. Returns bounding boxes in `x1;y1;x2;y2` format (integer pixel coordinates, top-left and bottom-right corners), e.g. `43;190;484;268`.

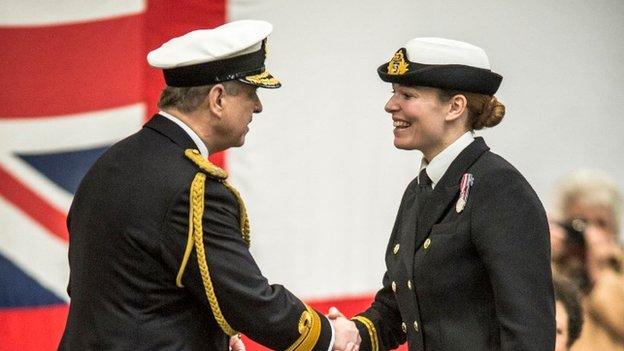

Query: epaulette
185;149;228;180
175;148;251;337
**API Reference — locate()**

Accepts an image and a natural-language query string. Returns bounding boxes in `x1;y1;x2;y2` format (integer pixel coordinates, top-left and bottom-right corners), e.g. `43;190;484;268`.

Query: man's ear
446;94;468;122
207;84;226;118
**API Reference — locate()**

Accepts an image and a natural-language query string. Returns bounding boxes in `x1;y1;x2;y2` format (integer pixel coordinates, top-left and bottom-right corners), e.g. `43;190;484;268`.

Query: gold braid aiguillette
175;149;253;337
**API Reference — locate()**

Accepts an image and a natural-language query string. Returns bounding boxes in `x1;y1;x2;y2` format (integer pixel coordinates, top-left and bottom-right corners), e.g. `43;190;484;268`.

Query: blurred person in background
550;169;624;351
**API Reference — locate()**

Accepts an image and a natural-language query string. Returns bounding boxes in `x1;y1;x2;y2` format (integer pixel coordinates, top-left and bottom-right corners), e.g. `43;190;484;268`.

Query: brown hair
437;90;506;130
554;275;584;347
158;81;241;113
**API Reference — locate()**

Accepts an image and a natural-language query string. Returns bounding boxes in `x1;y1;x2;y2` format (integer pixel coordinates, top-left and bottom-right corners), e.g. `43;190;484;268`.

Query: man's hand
229;334;245;351
328;307;361;351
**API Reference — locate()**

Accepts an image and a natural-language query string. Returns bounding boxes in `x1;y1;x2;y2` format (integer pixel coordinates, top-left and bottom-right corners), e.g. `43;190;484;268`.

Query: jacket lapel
407;137;490;277
144;114;198;151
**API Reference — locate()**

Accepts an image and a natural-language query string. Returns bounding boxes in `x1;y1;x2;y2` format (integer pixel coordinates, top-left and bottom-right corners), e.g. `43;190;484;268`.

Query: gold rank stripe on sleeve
352;316;379;351
285;304;322;351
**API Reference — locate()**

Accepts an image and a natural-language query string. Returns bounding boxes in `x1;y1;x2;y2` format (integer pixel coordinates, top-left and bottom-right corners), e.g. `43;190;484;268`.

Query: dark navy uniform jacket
353;138;555;351
59;115;332;350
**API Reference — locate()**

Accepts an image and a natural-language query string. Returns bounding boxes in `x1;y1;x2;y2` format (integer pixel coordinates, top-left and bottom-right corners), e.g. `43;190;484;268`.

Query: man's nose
254;96;263;114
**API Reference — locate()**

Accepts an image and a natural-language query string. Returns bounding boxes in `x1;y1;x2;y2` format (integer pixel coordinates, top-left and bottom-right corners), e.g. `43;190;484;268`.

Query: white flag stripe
0;104;145;154
0;0;145;26
0;155;74;213
0;197;69;302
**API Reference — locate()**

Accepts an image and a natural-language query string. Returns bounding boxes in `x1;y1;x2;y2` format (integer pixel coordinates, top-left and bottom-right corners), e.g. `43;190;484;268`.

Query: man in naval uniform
59;20;360;351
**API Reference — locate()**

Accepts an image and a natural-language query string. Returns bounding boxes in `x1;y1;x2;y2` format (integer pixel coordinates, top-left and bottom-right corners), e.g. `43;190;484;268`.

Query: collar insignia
387;48;409;75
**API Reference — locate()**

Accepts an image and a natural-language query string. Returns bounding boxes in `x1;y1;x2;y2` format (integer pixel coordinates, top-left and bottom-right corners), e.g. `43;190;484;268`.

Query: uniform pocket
429;221;458;236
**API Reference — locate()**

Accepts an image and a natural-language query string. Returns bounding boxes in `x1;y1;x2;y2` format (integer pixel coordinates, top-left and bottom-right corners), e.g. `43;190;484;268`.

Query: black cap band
163;47;265;87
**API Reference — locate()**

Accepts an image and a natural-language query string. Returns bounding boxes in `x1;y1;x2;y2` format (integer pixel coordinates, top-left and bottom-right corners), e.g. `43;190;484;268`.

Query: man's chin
393;139;416;150
234;137;246;148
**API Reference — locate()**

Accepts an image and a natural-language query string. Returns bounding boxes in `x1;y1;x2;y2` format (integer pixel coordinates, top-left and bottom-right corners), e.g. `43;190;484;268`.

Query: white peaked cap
404;37;491;69
147;20;280;88
147;20;273;68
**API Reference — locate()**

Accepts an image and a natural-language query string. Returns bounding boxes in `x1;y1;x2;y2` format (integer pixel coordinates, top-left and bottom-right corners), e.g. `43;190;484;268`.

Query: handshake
328;306;362;351
228;307;361;351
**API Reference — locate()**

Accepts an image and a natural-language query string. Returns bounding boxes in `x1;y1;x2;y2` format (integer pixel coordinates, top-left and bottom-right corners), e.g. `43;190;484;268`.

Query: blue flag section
0;255;65;308
18;147;109;195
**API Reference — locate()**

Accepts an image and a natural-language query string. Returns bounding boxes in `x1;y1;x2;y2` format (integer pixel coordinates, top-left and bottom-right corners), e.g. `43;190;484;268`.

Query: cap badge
387;48;409;75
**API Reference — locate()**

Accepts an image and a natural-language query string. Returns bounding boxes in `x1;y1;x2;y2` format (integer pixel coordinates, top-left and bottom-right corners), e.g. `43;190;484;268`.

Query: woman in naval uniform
347;38;556;351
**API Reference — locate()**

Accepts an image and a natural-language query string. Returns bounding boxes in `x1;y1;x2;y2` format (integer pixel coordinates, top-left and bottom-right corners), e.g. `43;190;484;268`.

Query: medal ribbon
459;173;474;202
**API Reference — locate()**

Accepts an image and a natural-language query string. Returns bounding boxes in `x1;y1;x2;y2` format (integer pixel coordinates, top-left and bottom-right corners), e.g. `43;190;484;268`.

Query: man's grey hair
157;81;241;113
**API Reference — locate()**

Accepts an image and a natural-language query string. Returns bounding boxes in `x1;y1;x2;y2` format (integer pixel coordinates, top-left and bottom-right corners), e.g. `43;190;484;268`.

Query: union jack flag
0;1;224;349
0;1;381;350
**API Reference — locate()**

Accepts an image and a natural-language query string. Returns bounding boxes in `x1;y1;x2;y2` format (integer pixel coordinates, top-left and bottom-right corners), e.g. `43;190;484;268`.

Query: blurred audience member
554;275;584;351
550;169;624;351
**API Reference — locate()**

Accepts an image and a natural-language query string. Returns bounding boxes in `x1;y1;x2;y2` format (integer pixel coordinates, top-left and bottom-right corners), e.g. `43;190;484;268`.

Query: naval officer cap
378;37;502;95
147;20;281;88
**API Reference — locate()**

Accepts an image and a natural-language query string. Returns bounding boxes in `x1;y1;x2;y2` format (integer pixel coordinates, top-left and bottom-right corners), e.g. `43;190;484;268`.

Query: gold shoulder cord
352;316;379;351
175;149;252;337
286;304;322;351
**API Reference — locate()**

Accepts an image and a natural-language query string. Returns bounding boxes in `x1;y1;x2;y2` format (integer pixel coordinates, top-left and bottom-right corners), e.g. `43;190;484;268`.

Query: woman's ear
207;84;226;118
446;94;468;122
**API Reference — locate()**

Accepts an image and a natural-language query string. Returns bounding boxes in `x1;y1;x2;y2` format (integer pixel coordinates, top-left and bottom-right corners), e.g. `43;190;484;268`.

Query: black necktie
418;168;433;193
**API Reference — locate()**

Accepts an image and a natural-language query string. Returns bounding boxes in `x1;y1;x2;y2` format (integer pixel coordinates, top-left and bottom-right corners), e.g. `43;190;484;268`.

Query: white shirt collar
159;110;209;159
419;131;475;189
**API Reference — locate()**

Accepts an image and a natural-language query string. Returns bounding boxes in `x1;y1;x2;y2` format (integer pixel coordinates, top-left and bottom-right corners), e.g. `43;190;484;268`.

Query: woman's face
564;201;617;236
384;84;449;158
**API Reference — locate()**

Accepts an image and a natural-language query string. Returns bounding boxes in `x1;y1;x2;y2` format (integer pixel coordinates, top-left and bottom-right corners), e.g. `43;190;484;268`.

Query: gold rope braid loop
285;304;322;351
352;316;379;351
222;182;251;245
184;149;250;247
175;172;197;288
187;171;237;335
